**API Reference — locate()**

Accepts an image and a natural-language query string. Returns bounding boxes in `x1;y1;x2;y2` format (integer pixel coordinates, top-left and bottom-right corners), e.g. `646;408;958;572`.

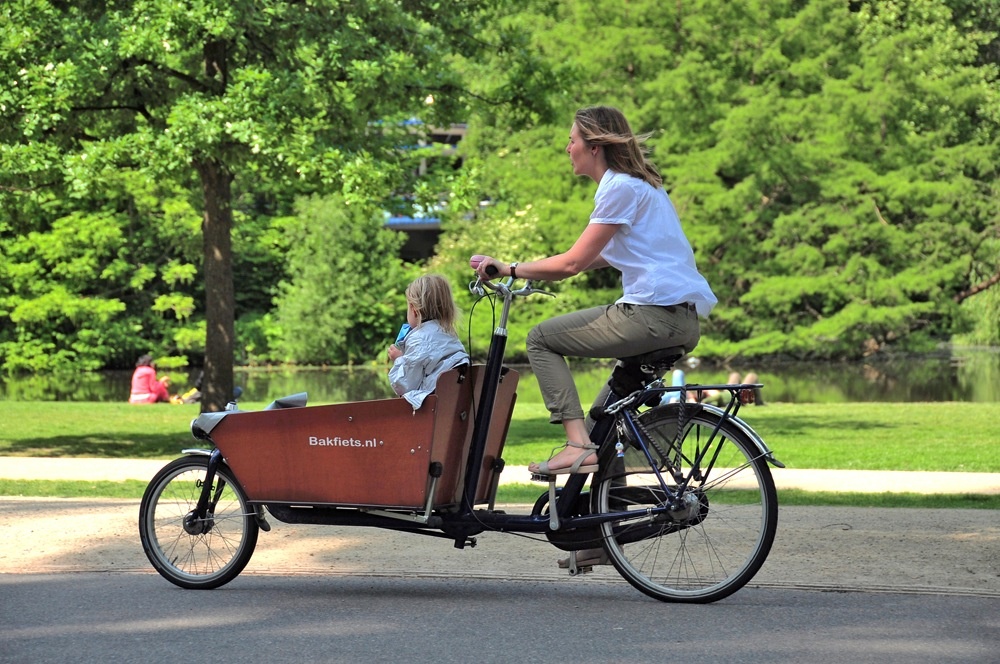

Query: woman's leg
527;303;699;472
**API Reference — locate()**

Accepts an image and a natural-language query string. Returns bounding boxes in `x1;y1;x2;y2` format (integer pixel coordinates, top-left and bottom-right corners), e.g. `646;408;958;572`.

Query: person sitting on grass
699;371;765;406
128;354;172;404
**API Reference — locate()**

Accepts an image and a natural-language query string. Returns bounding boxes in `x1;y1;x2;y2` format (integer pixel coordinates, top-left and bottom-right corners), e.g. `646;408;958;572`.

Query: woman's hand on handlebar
470;254;506;280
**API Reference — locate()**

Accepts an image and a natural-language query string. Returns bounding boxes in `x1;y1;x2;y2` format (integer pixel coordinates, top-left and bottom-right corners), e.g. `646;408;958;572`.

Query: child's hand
387;344;402;362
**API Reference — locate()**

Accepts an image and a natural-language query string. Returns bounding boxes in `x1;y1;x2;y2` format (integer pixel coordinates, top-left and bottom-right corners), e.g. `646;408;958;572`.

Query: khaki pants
526;302;701;424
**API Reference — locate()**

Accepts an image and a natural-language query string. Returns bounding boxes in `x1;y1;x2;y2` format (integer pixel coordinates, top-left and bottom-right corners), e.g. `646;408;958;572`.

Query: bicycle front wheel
138;455;259;589
592;405;777;603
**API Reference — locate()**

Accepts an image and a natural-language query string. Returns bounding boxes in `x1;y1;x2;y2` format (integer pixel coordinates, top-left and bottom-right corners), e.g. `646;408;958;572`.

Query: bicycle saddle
609;345;687;397
618;346;687;370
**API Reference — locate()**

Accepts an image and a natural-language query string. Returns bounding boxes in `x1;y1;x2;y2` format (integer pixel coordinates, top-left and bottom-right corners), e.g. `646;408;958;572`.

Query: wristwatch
509;262;519;279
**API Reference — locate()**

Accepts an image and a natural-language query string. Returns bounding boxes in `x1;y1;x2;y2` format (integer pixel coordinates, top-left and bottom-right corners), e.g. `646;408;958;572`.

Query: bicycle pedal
530;472;554;483
567;564;594;577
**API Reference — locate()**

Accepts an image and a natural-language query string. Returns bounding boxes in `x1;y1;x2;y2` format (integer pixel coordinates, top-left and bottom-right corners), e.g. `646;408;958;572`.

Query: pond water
1;347;998;404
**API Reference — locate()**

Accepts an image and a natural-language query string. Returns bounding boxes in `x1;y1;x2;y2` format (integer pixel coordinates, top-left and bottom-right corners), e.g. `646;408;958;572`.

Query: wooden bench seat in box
207;365;517;509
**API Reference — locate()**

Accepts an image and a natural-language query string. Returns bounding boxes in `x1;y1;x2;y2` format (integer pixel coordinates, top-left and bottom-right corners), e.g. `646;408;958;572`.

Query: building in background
385;121;467;261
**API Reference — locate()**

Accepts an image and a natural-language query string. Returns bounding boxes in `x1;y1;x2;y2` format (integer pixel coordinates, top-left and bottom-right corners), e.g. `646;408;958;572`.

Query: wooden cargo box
204;365;517;509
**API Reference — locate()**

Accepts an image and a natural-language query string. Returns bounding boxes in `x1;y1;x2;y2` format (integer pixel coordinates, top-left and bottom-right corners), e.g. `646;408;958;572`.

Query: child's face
406;301;419;327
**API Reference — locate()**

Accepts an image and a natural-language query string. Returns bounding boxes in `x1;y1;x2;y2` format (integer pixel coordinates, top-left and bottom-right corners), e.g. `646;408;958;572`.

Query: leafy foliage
0;172;202;372
453;0;1000;360
1;0;998;380
273;195;416;365
0;0;554;393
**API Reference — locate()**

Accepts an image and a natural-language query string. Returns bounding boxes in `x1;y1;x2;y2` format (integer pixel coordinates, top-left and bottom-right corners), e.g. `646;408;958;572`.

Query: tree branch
953;270;1000;303
128;57;215;93
873;201;889;225
71;104;154;123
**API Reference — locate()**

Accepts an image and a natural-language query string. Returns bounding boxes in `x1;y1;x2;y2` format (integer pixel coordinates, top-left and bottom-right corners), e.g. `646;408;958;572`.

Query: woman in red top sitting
129;354;171;404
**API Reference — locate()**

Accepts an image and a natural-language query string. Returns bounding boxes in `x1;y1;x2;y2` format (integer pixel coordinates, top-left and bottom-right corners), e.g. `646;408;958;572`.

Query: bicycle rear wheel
139;455;259;589
592;404;777;603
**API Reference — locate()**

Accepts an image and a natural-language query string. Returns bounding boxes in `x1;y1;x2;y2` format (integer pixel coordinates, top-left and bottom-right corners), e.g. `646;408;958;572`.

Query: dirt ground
1;498;998;596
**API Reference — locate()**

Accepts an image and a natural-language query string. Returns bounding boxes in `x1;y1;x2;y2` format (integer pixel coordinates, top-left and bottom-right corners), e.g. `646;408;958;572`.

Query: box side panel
211;397;438;508
428;368;476;506
475;369;519;503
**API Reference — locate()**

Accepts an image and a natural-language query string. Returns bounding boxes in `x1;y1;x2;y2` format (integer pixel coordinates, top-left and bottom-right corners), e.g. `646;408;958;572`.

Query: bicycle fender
697;404;785;468
180;448;214;457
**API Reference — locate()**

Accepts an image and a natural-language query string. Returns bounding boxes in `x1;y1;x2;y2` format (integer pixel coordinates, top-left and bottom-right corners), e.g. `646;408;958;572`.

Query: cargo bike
139;270;783;603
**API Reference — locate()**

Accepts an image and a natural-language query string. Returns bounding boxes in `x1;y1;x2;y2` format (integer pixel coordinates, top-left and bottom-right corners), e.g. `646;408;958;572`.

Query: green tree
274;195;415;365
448;0;1000;360
0;0;554;409
653;0;1000;358
0;171;202;373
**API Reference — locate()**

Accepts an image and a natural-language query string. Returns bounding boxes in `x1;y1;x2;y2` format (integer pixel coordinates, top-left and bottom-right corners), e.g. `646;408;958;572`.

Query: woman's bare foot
528;441;598;474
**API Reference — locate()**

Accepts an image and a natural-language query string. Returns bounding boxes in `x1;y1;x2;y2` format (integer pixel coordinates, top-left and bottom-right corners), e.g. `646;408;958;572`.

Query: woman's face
566;122;600;180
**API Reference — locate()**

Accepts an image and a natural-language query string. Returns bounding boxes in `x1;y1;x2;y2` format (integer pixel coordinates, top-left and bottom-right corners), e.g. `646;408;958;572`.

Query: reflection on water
1;348;998;404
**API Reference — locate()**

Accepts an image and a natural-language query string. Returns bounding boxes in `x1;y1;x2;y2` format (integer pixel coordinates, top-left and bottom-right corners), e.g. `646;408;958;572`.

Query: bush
273;195;417;365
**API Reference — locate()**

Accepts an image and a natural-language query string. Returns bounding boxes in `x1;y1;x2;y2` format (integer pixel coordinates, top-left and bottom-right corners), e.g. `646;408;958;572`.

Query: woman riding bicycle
472;105;717;478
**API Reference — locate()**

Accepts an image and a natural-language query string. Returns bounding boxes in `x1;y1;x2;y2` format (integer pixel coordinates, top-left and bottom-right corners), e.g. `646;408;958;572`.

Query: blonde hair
406;273;460;336
574;106;662;188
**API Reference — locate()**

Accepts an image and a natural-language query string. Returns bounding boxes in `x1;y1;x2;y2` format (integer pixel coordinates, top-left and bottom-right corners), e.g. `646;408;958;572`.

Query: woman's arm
478;223;618;281
150;375;170;402
584;254;611;270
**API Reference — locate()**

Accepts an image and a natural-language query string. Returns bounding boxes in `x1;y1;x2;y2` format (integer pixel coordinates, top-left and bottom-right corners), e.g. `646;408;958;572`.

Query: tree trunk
196;158;236;413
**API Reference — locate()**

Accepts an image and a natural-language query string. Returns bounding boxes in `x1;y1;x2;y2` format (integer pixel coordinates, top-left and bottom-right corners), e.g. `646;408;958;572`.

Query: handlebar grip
485;264;499;278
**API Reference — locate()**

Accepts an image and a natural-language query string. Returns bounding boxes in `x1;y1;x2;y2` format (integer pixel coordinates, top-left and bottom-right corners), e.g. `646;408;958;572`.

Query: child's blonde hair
406;274;460;336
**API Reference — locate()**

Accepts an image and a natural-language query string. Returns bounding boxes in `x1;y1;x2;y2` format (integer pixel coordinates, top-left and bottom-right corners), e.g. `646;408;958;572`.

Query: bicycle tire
592;403;777;603
138;455;259;589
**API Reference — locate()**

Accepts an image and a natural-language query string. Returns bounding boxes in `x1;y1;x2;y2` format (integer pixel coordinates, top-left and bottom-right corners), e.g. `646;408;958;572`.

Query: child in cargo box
386;274;469;409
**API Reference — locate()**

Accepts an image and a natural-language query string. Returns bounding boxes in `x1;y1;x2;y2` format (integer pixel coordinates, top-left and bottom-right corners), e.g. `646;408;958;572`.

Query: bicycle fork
184;448;224;535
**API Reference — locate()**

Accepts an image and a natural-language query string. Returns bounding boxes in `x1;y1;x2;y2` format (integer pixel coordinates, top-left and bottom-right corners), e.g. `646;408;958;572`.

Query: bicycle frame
142;272;782;600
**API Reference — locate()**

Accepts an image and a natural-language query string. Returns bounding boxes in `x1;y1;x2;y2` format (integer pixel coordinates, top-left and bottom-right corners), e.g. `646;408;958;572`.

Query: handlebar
469;271;554;300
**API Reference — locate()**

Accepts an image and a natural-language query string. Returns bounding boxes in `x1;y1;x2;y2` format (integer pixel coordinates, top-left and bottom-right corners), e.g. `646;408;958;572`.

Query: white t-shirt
591;170;718;317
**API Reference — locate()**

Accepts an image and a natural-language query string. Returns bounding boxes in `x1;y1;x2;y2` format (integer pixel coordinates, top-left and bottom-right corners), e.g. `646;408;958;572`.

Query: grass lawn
4;401;1000;471
1;400;998;504
1;401;204;458
500;401;1000;473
